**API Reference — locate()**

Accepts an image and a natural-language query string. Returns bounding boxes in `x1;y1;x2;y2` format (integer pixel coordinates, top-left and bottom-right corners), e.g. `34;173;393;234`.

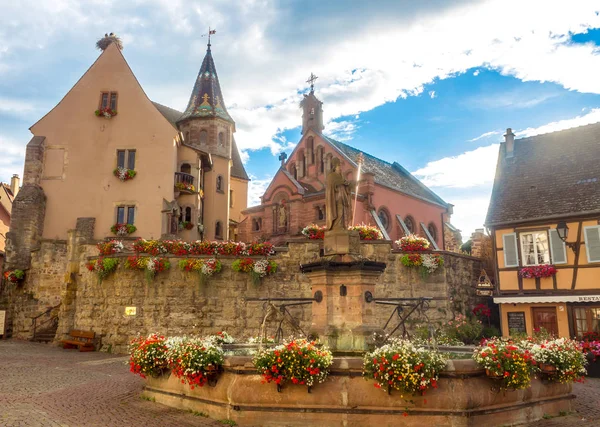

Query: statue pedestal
300;260;386;352
323;229;360;258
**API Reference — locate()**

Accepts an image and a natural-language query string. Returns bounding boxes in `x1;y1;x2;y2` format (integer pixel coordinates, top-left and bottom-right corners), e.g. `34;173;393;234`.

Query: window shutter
584;226;600;263
502;233;519;267
549;229;567;264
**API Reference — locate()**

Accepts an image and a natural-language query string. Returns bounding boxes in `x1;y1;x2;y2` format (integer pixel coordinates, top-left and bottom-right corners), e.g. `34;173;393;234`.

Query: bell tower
177;35;235;240
301;73;324;135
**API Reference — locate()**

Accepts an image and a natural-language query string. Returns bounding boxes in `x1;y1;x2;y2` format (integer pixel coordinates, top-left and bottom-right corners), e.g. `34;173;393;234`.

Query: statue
278;201;287;229
325;158;352;231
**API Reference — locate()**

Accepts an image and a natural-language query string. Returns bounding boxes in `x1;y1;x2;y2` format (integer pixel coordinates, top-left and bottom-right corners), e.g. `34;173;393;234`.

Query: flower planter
185;223;194;230
485;369;503;379
539;364;557;374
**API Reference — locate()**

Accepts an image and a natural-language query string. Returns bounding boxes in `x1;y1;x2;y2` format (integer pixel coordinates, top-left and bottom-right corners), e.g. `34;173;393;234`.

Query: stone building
238;88;457;249
0;175;19;270
4;36;248;272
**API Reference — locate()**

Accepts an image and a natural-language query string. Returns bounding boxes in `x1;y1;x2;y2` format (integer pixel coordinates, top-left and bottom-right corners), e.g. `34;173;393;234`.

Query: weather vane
306;73;318;92
202;27;217;47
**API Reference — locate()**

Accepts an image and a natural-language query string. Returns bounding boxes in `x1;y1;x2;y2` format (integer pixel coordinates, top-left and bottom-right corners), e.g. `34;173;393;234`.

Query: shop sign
507;312;526;333
125;307;137;316
476;289;493;296
577;296;600;302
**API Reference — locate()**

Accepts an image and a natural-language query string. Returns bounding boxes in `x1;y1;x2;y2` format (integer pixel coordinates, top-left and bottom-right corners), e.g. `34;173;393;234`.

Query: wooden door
532;307;559;336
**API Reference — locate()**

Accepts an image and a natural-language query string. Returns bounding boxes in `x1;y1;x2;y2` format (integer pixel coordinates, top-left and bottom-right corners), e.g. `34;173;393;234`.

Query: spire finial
202;27;217;51
306;73;318;92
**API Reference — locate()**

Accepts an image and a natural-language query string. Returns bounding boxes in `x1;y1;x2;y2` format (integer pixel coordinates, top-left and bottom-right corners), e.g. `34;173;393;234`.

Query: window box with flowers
3;269;25;284
175;182;196;193
179;221;194;230
232;258;278;286
113;167;136;182
518;264;557;279
85;257;119;283
363;339;447;397
95;107;118;118
396;234;430;252
253;338;333;393
111;223;137;236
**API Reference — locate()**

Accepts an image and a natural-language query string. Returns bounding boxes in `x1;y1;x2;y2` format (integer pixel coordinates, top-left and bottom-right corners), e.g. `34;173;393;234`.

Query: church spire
177;35;233;125
301;73;324;135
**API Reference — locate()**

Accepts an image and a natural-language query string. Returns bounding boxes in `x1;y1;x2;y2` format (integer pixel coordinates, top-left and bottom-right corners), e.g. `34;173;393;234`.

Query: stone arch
199;129;208;145
180;163;191;174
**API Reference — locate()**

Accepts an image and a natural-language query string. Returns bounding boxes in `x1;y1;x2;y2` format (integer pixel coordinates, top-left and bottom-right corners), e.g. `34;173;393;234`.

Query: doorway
532;307;559;336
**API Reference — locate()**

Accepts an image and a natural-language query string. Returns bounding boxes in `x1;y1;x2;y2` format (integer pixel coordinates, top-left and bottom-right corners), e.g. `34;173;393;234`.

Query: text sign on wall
0;310;6;336
125;307;137;316
507;312;526;334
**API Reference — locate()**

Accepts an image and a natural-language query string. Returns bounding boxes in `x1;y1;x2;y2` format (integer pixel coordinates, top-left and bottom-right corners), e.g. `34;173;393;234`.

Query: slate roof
485;122;600;226
177;45;233;124
152;102;249;181
322;135;448;207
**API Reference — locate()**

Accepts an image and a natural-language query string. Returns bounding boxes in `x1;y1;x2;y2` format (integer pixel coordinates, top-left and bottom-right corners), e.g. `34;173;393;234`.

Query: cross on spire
202;27;217;50
278;152;288;167
306;73;318;92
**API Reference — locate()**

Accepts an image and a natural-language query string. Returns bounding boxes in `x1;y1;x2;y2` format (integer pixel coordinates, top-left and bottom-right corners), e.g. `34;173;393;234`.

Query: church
7;34;249;269
238;81;459;250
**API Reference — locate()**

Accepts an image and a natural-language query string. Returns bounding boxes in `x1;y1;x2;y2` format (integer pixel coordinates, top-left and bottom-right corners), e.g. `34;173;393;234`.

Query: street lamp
556;221;569;242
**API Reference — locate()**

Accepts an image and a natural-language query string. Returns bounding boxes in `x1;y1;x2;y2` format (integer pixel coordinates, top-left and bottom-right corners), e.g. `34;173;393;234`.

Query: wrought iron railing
32;303;61;340
174;172;194;186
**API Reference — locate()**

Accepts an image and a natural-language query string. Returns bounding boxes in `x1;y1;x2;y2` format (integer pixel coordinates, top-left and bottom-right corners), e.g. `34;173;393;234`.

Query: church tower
301;74;324;135
177;40;235;240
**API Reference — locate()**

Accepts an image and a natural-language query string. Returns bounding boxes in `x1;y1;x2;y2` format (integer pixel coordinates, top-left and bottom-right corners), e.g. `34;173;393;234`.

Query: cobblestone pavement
0;340;599;427
0;340;228;427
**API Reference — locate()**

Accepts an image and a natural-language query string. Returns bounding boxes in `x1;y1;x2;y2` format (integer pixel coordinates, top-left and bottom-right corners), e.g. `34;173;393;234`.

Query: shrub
442;314;483;344
253;339;333;389
129;333;169;378
482;326;501;339
363;339;447;396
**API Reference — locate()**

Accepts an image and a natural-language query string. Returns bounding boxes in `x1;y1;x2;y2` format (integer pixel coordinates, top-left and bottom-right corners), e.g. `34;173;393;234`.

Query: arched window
184;131;190;143
199;130;208;145
307;137;315;164
180;163;191;174
216;175;223;192
218;132;225;147
290;164;297;180
378;208;390;231
297;149;306;178
317;146;324;174
184;207;192;222
215;221;223;239
404;216;415;234
230;189;234;208
252;217;262;231
428;223;437;242
316;206;325;221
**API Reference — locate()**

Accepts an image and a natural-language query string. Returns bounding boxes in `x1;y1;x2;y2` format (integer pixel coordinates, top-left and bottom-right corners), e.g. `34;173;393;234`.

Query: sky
1;0;600;240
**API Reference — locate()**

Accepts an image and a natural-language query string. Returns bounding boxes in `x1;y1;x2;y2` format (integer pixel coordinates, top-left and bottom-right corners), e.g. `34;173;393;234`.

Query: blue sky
1;1;600;239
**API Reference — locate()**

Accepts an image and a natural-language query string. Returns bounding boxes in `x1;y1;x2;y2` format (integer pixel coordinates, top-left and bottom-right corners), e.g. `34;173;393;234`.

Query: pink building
239;89;457;248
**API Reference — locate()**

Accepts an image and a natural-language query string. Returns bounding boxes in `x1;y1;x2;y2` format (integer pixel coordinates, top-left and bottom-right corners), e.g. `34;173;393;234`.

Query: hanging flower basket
178;258;222;286
518;265;557;279
95;107;117;118
232;258;278;286
85;257;119;283
113;167;136;181
3;269;25;284
111;223;137;236
125;256;170;283
400;253;444;277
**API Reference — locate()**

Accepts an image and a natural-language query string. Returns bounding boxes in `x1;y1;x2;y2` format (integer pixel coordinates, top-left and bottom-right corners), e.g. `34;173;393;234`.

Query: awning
494;295;600;304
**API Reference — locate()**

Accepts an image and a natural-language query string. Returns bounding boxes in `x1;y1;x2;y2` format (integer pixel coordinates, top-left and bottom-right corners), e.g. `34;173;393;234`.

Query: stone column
301;260;385;353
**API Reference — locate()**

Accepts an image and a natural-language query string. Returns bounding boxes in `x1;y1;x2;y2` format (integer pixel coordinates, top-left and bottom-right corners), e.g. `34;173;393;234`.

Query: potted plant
129;333;170;379
253;338;333;393
166;337;225;389
363;338;447;396
395;234;430;251
473;338;536;390
348;223;384;240
3;269;25;284
85;257;119;283
525;338;586;382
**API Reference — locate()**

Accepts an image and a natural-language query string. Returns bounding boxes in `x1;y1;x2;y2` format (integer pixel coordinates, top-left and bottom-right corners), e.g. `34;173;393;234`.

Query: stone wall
3;239;483;353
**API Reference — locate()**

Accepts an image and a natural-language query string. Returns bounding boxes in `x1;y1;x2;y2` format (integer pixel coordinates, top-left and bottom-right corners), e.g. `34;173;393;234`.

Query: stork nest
96;34;123;51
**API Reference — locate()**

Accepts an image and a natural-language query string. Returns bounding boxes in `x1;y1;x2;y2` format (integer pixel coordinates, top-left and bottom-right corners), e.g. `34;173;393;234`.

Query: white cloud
247;175;272;207
0;135;26;183
473;70;480;76
445;195;492;241
468;130;502;142
429;90;436;99
518;108;600;137
2;0;600;158
323;119;359;141
0;98;36;114
412;144;500;189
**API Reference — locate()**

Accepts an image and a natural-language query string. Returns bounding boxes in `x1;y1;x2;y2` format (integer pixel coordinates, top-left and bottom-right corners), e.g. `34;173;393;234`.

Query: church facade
238;89;457;249
5;35;248;270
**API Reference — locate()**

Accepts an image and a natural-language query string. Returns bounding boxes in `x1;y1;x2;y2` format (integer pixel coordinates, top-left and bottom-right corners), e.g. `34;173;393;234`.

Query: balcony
174;172;196;194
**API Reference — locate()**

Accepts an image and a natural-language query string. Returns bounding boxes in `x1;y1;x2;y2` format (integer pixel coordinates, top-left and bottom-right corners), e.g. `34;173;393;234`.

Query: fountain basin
142;356;573;426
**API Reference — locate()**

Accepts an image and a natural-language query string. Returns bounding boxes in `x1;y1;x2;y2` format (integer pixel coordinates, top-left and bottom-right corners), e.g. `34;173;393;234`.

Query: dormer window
100;92;118;110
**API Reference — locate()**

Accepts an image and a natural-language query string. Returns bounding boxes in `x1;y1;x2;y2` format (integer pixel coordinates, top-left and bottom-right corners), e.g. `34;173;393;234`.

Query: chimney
10;174;20;197
504;128;515;158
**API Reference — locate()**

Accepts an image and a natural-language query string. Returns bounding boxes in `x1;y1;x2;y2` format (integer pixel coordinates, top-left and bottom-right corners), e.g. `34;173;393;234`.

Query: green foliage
219;420;237;426
482;326;501;339
442;314;484;345
460;240;472;255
